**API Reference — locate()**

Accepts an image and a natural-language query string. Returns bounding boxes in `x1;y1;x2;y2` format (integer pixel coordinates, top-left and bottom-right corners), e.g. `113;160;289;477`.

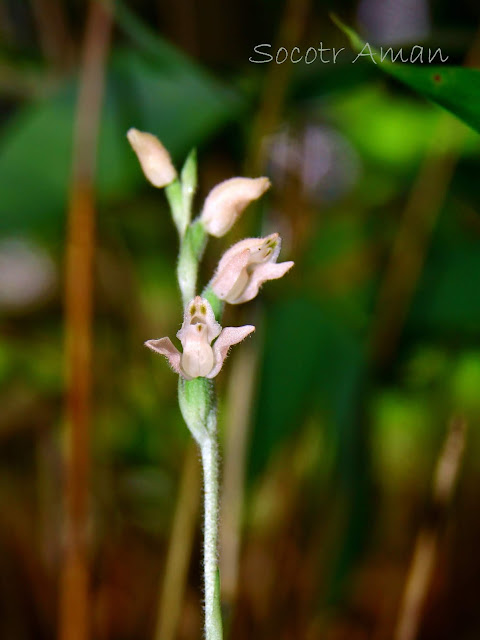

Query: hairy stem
177;220;207;305
201;431;223;640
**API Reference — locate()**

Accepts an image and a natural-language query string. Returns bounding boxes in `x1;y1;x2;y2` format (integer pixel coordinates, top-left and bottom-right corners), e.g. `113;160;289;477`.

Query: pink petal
213;235;277;275
215;237;263;268
200;177;271;237
179;325;215;378
145;337;187;378
207;325;255;378
210;248;250;300
234;261;294;304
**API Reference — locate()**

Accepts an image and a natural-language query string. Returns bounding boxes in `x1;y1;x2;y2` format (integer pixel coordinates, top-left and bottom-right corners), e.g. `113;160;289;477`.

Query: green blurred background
1;0;480;638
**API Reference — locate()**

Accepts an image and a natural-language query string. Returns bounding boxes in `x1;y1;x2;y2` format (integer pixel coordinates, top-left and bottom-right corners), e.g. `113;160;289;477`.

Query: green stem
178;377;223;637
177;220;207;305
201;430;223;640
201;284;224;322
168;146;221;638
165;179;185;237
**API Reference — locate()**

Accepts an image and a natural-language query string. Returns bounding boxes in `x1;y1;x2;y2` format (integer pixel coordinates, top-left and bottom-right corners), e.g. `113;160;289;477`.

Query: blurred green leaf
333;15;480;135
0;90;74;235
109;48;244;161
410;244;480;334
248;298;365;481
450;352;480;413
0;44;244;236
327;86;478;170
372;390;434;490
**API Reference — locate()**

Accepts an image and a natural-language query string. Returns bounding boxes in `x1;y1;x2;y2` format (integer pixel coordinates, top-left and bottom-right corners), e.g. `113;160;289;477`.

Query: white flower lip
145;296;255;379
200;176;271;237
127;128;177;188
210;233;294;304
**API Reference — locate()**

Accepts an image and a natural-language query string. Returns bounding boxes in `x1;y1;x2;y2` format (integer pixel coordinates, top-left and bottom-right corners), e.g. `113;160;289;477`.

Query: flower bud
200;177;271;237
127;128;177;188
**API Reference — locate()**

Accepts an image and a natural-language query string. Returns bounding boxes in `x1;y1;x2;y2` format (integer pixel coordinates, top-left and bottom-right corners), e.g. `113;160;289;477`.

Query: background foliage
1;0;480;638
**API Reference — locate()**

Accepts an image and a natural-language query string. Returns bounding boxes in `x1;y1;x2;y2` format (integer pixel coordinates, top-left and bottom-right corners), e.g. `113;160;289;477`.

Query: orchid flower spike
127;128;177;187
200;176;271;237
210;233;294;304
145;296;254;379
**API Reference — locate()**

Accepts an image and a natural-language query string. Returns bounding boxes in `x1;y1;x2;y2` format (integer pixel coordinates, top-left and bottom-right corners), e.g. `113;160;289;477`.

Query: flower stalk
201;433;223;640
177;221;207;304
128;130;293;639
178;377;223;639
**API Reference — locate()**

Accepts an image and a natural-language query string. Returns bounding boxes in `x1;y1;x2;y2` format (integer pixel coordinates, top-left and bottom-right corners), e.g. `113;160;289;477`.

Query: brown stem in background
220;335;261;621
0;61;57;98
30;0;75;70
0;1;15;47
60;3;112;640
370;119;460;368
367;27;480;640
154;443;201;640
221;0;311;632
393;416;467;640
245;0;311;175
156;0;198;58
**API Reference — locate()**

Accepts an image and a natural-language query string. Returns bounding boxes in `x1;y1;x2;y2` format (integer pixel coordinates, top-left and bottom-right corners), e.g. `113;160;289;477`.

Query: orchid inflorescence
127;127;294;383
127;127;293;640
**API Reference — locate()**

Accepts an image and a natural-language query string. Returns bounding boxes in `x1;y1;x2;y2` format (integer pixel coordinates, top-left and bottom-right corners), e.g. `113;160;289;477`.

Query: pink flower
210;233;294;304
127;128;177;187
200;177;271;237
145;296;254;379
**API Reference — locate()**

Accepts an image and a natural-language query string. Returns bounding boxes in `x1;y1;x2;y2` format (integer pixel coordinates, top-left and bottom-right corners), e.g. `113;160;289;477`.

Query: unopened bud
127;128;177;188
200;177;271;237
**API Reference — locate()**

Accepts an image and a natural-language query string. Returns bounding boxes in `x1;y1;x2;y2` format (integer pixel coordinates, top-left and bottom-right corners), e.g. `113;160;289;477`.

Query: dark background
1;0;480;638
